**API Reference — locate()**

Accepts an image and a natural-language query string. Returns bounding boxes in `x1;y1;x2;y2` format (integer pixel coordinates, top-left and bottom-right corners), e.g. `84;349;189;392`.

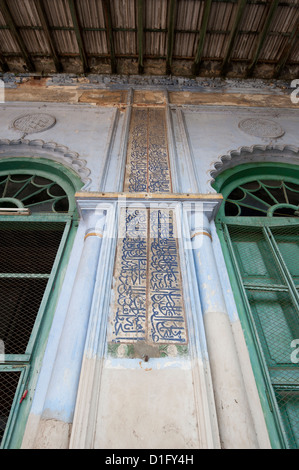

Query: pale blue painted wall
0;90;298;441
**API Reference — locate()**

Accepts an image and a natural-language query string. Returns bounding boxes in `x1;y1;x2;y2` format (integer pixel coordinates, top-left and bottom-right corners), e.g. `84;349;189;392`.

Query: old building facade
0;73;298;449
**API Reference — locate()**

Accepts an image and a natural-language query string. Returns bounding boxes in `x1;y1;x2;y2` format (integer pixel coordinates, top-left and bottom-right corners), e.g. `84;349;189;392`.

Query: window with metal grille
0;164;81;448
215;169;299;449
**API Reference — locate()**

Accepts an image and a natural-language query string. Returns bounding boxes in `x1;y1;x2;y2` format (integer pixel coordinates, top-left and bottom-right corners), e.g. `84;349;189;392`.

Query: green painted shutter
223;218;299;449
0;163;82;448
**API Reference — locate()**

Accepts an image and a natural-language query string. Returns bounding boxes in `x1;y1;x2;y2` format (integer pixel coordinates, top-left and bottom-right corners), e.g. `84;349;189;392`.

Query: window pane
247;289;298;365
0;222;66;274
225;180;299;218
0;174;69;213
228;226;284;286
226;221;299;448
0;371;21;445
0;278;48;354
274;389;299;449
271;226;299;287
0;222;66;354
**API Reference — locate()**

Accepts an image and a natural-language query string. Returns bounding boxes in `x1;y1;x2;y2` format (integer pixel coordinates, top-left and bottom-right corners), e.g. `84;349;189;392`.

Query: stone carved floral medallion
12;113;56;135
238;118;285;138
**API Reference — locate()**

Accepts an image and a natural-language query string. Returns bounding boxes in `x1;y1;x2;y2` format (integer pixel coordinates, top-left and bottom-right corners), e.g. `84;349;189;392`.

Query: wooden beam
273;22;299;78
137;0;144;74
0;0;35;72
34;0;63;72
68;0;90;73
192;0;212;76
102;0;117;74
0;49;9;72
166;0;177;75
220;0;247;77
246;0;279;77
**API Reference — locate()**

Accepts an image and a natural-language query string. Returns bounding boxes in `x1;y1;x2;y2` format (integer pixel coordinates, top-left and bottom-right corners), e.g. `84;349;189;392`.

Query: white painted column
188;205;259;449
33;206;106;449
69;200;116;449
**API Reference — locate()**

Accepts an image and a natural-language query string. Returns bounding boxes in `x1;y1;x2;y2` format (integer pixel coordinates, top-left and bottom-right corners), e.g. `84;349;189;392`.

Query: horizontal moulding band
191;230;212;240
75;191;223;201
84;231;103;240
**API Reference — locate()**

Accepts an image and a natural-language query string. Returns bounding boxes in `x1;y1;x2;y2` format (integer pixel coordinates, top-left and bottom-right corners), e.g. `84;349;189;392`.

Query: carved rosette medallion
12;113;56;134
238;118;285;138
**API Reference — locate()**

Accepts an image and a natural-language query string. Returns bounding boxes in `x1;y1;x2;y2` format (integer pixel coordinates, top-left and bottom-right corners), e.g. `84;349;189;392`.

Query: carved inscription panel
108;106;188;357
108;207;187;347
124;107;172;193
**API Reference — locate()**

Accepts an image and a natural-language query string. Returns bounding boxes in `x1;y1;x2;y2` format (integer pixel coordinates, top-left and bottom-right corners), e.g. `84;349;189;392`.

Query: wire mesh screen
271;226;299;291
227;223;299;449
0;371;21;444
274;389;299;449
0;222;66;274
0;221;66;355
0;220;66;447
1;278;49;355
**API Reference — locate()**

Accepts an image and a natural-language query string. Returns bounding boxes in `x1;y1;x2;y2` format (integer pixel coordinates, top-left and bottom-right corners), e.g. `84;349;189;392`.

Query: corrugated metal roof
0;0;297;78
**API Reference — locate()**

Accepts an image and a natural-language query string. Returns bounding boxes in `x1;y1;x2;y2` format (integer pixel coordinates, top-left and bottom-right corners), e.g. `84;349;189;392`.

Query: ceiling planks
192;0;213;76
0;0;35;72
0;0;297;79
246;0;280;77
220;0;247;76
137;0;144;74
273;22;299;78
68;0;90;73
166;0;177;75
34;0;63;73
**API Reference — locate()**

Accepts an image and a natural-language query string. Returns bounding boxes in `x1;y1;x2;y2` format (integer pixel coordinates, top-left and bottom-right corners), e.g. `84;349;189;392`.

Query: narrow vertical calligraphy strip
124;108;148;193
124;107;172;193
111;207;147;342
148;209;187;343
148;108;172;193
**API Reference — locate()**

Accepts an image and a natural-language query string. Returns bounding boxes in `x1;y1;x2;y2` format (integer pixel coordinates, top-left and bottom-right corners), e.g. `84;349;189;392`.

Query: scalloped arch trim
210;144;299;186
0;138;91;188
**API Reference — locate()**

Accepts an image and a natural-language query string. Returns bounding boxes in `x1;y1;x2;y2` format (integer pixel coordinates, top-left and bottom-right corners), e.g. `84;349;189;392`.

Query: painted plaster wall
1;97;298;198
94;363;200;449
1;86;297;448
0;102;119;191
177;106;299;194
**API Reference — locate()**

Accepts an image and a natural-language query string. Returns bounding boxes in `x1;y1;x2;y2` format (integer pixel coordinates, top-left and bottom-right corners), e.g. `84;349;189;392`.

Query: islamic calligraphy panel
124;108;172;193
108;105;187;354
149;209;187;344
108;207;187;346
111;207;147;342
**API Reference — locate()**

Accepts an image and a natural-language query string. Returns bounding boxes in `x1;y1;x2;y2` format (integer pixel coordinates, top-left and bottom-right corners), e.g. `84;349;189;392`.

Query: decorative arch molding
0;138;92;188
209;144;299;187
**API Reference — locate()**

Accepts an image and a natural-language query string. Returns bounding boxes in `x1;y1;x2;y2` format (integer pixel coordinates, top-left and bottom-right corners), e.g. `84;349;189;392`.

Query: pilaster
30;201;108;449
187;201;260;448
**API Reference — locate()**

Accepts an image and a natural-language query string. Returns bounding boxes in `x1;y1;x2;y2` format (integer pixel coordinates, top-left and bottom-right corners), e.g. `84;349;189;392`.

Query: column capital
76;198;113;236
183;198;222;235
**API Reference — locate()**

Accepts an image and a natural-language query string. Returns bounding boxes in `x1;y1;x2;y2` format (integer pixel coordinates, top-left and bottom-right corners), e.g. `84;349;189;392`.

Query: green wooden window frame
0;157;82;449
214;162;299;449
